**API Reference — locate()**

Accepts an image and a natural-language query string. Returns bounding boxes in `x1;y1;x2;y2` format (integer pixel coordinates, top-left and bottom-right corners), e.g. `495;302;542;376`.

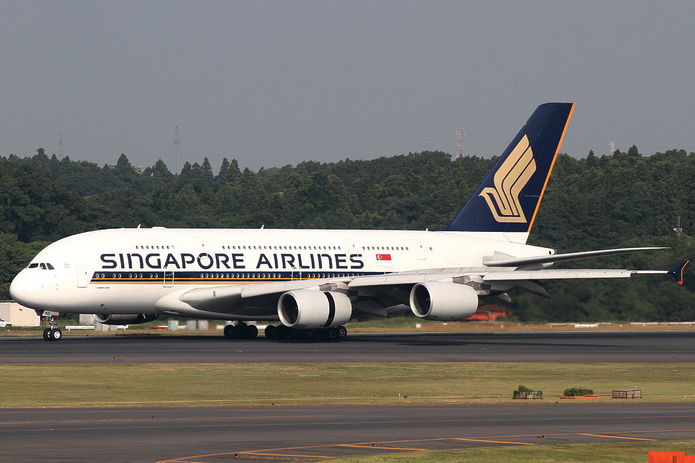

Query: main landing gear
263;325;347;341
222;322;348;342
223;322;259;340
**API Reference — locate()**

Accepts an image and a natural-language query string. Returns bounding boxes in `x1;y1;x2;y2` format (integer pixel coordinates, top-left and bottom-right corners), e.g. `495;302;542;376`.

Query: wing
483;247;669;268
153;248;687;321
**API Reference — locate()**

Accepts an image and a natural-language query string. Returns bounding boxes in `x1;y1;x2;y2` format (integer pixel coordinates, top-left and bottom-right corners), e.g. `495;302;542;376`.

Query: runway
2;331;694;462
1;330;694;364
1;403;694;462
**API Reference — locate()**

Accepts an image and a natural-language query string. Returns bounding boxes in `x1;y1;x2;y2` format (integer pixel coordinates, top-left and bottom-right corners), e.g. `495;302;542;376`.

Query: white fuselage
10;227;551;318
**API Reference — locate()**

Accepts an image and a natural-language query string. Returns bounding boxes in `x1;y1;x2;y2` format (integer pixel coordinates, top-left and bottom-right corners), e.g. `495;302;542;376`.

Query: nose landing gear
42;327;63;341
41;311;63;341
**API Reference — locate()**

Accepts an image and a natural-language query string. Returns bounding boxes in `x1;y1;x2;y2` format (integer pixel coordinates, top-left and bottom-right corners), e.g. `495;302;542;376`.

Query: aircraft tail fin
442;102;575;237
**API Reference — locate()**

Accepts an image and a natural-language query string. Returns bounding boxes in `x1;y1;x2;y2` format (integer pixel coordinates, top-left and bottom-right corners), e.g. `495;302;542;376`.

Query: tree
201;157;214;180
216;158;230;184
227;159;242;184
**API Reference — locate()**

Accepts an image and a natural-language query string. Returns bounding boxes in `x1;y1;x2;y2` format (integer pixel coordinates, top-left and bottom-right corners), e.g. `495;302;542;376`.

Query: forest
1;145;693;323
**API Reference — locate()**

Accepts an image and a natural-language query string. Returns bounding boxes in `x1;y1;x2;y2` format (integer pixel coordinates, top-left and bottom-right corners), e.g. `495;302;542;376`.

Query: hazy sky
2;1;693;172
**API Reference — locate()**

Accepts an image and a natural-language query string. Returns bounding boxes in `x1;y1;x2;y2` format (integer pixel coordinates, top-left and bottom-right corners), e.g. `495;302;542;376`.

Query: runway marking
339;444;428;451
579;433;658;441
452;437;537;445
241;451;335;458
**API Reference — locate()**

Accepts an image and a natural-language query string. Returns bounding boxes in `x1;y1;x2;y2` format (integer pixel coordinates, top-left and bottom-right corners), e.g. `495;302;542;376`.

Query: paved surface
1;404;694;462
2;331;694;462
1;331;694;364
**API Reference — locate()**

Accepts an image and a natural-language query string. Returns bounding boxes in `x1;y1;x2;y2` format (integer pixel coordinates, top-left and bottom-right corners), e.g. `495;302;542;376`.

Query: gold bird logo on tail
479;135;536;223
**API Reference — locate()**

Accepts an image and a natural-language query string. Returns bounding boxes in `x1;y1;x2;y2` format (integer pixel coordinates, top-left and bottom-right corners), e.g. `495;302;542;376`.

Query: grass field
1;362;693;408
338;440;695;462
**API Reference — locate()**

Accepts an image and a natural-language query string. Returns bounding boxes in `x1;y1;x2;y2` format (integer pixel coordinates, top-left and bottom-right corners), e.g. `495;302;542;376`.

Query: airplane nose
9;271;39;308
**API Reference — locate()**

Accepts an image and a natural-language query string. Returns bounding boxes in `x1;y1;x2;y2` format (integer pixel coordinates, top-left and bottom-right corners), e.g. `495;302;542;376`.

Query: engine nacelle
409;282;479;321
93;314;159;325
278;290;352;329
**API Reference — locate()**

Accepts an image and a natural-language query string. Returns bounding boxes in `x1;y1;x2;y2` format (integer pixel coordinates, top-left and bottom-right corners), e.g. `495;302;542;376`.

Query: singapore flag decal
376;254;392;261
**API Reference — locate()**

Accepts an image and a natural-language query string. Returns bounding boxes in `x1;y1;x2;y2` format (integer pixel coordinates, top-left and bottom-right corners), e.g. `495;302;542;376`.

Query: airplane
10;102;688;342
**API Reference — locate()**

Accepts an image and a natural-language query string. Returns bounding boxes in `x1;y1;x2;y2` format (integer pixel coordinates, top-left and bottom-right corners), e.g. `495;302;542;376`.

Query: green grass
337;440;695;462
1;362;693;408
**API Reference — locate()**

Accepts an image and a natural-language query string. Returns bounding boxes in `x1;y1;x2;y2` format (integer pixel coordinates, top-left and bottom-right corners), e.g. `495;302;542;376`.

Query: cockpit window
27;262;54;270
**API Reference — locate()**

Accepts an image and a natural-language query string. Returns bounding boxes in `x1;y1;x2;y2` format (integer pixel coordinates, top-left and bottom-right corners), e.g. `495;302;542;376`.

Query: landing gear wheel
327;327;339;341
223;324;236;339
264;325;277;339
43;328;51;341
336;325;347;340
246;325;258;339
50;329;63;341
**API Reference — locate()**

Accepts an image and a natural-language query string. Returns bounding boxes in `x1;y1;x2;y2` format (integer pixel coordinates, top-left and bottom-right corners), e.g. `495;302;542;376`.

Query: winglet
668;260;689;285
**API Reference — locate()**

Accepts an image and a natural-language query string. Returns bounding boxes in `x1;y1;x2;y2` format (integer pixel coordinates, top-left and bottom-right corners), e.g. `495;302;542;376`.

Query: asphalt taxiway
1;403;694;462
1;330;694;364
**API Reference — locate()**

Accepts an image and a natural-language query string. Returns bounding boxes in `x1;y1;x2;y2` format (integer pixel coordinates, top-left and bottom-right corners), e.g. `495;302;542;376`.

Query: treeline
0;146;693;322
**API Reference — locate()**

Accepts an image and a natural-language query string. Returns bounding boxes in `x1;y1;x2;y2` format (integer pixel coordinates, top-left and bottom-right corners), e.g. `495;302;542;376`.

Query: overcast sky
2;1;693;172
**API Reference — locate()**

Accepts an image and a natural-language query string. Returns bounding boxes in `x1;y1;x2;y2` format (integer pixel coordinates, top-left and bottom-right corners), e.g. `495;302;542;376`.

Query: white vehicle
0;318;11;328
10;103;688;342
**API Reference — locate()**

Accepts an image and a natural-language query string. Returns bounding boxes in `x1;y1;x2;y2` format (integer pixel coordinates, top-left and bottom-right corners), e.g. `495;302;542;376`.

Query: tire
264;325;277;339
246;325;258;339
337;326;347;339
43;328;51;341
223;324;236;339
50;329;63;341
327;328;339;341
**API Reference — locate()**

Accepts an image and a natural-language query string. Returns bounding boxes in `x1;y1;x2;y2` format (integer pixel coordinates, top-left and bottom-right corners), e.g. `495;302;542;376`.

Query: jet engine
409;282;478;321
278;290;352;329
93;314;160;325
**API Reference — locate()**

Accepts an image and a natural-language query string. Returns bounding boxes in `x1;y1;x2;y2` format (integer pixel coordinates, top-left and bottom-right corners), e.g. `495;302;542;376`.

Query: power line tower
609;140;615;156
174;125;181;174
455;128;465;159
59;128;65;159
